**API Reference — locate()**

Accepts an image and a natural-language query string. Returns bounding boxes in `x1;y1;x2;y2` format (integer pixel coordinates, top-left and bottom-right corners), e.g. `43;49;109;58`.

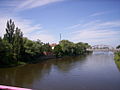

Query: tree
42;43;52;52
24;39;36;56
0;37;6;64
75;42;91;55
59;40;75;55
4;19;15;44
0;19;91;67
13;27;23;61
116;45;120;49
0;37;13;65
74;42;85;55
3;19;24;63
22;38;44;61
54;45;63;57
59;40;91;56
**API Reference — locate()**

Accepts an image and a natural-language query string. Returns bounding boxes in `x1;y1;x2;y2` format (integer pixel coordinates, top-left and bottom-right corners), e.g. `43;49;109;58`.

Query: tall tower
60;33;61;41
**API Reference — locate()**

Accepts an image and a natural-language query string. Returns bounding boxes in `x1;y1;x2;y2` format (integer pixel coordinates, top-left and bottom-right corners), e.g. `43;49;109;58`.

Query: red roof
50;43;57;47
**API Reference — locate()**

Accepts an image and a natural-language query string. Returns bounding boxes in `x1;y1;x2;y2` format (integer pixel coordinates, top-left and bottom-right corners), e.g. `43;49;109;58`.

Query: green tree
59;40;75;55
42;43;52;52
3;19;24;63
59;40;91;56
74;42;86;55
54;45;63;57
36;39;44;55
0;37;13;65
24;39;36;56
0;19;91;67
116;45;120;49
4;19;15;44
22;38;44;61
13;27;23;61
75;42;91;54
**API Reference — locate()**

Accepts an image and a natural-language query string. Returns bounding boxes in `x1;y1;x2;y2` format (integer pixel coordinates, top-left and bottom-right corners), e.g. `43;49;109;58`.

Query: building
50;43;57;50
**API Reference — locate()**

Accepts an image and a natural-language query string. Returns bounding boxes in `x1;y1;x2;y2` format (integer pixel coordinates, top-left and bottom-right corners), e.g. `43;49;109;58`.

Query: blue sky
0;0;120;47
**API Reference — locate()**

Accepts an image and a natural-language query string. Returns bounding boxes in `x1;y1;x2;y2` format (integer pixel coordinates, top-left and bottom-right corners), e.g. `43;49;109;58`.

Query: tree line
0;19;91;67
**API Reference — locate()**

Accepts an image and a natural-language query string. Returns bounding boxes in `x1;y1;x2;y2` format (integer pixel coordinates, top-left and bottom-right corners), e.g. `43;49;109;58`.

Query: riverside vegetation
0;19;91;67
114;46;120;70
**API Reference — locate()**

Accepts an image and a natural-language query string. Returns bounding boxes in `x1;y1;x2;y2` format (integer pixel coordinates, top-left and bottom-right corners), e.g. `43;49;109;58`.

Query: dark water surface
0;52;120;90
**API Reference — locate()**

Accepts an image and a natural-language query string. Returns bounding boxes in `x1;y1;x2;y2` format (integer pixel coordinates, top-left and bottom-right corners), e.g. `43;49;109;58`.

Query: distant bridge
87;45;120;52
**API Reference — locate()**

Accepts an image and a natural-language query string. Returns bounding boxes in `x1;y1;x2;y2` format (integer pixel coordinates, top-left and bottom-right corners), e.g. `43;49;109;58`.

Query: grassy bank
114;51;120;61
115;60;120;70
114;51;120;70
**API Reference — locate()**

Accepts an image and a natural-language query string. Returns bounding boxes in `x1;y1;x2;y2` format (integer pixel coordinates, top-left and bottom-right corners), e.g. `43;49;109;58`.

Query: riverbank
0;61;26;68
115;60;120;70
114;51;120;69
114;51;120;61
0;51;92;68
24;51;92;63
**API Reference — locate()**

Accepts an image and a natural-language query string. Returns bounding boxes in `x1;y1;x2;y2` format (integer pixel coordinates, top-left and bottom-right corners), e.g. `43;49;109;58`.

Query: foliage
53;45;63;57
0;37;13;65
13;27;24;61
4;19;15;44
114;52;120;61
114;51;120;70
22;38;44;61
115;59;120;71
0;19;91;67
116;45;120;49
59;40;91;56
42;43;52;52
59;40;74;55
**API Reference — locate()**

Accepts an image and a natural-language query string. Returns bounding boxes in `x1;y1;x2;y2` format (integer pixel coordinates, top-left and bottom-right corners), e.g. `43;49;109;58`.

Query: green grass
114;51;120;60
114;52;120;70
115;60;120;70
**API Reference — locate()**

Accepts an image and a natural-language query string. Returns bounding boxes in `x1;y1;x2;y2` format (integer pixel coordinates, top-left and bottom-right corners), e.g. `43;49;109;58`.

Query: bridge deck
87;49;120;52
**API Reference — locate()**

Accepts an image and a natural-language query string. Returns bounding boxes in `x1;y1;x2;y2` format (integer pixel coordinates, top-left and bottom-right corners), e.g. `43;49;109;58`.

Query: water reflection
53;55;87;72
0;55;88;88
0;52;120;90
93;51;114;55
0;62;53;88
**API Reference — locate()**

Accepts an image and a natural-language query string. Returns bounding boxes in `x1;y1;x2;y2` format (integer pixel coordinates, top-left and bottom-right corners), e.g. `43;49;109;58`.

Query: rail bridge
87;45;120;52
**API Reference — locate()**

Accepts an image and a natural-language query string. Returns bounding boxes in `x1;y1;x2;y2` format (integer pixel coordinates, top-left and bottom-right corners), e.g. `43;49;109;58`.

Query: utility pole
60;33;61;41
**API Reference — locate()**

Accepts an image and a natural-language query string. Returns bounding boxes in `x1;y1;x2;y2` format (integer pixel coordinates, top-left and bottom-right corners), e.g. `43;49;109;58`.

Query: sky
0;0;120;47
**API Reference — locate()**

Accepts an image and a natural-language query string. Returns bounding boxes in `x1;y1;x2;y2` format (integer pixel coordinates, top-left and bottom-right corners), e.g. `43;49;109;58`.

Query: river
0;51;120;90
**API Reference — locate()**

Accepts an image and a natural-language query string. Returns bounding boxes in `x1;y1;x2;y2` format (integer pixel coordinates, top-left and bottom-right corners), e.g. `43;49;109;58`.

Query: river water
0;51;120;90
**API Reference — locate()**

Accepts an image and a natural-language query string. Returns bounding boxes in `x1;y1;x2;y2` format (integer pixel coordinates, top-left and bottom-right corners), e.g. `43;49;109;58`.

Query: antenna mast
60;33;61;41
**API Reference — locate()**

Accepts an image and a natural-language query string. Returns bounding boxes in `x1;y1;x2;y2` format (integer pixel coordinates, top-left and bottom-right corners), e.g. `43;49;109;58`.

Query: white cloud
0;16;42;36
64;24;81;29
71;29;119;40
17;0;63;10
0;16;55;43
0;0;63;12
64;20;101;30
90;12;106;17
29;33;55;43
67;20;120;47
97;21;120;27
0;18;6;37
